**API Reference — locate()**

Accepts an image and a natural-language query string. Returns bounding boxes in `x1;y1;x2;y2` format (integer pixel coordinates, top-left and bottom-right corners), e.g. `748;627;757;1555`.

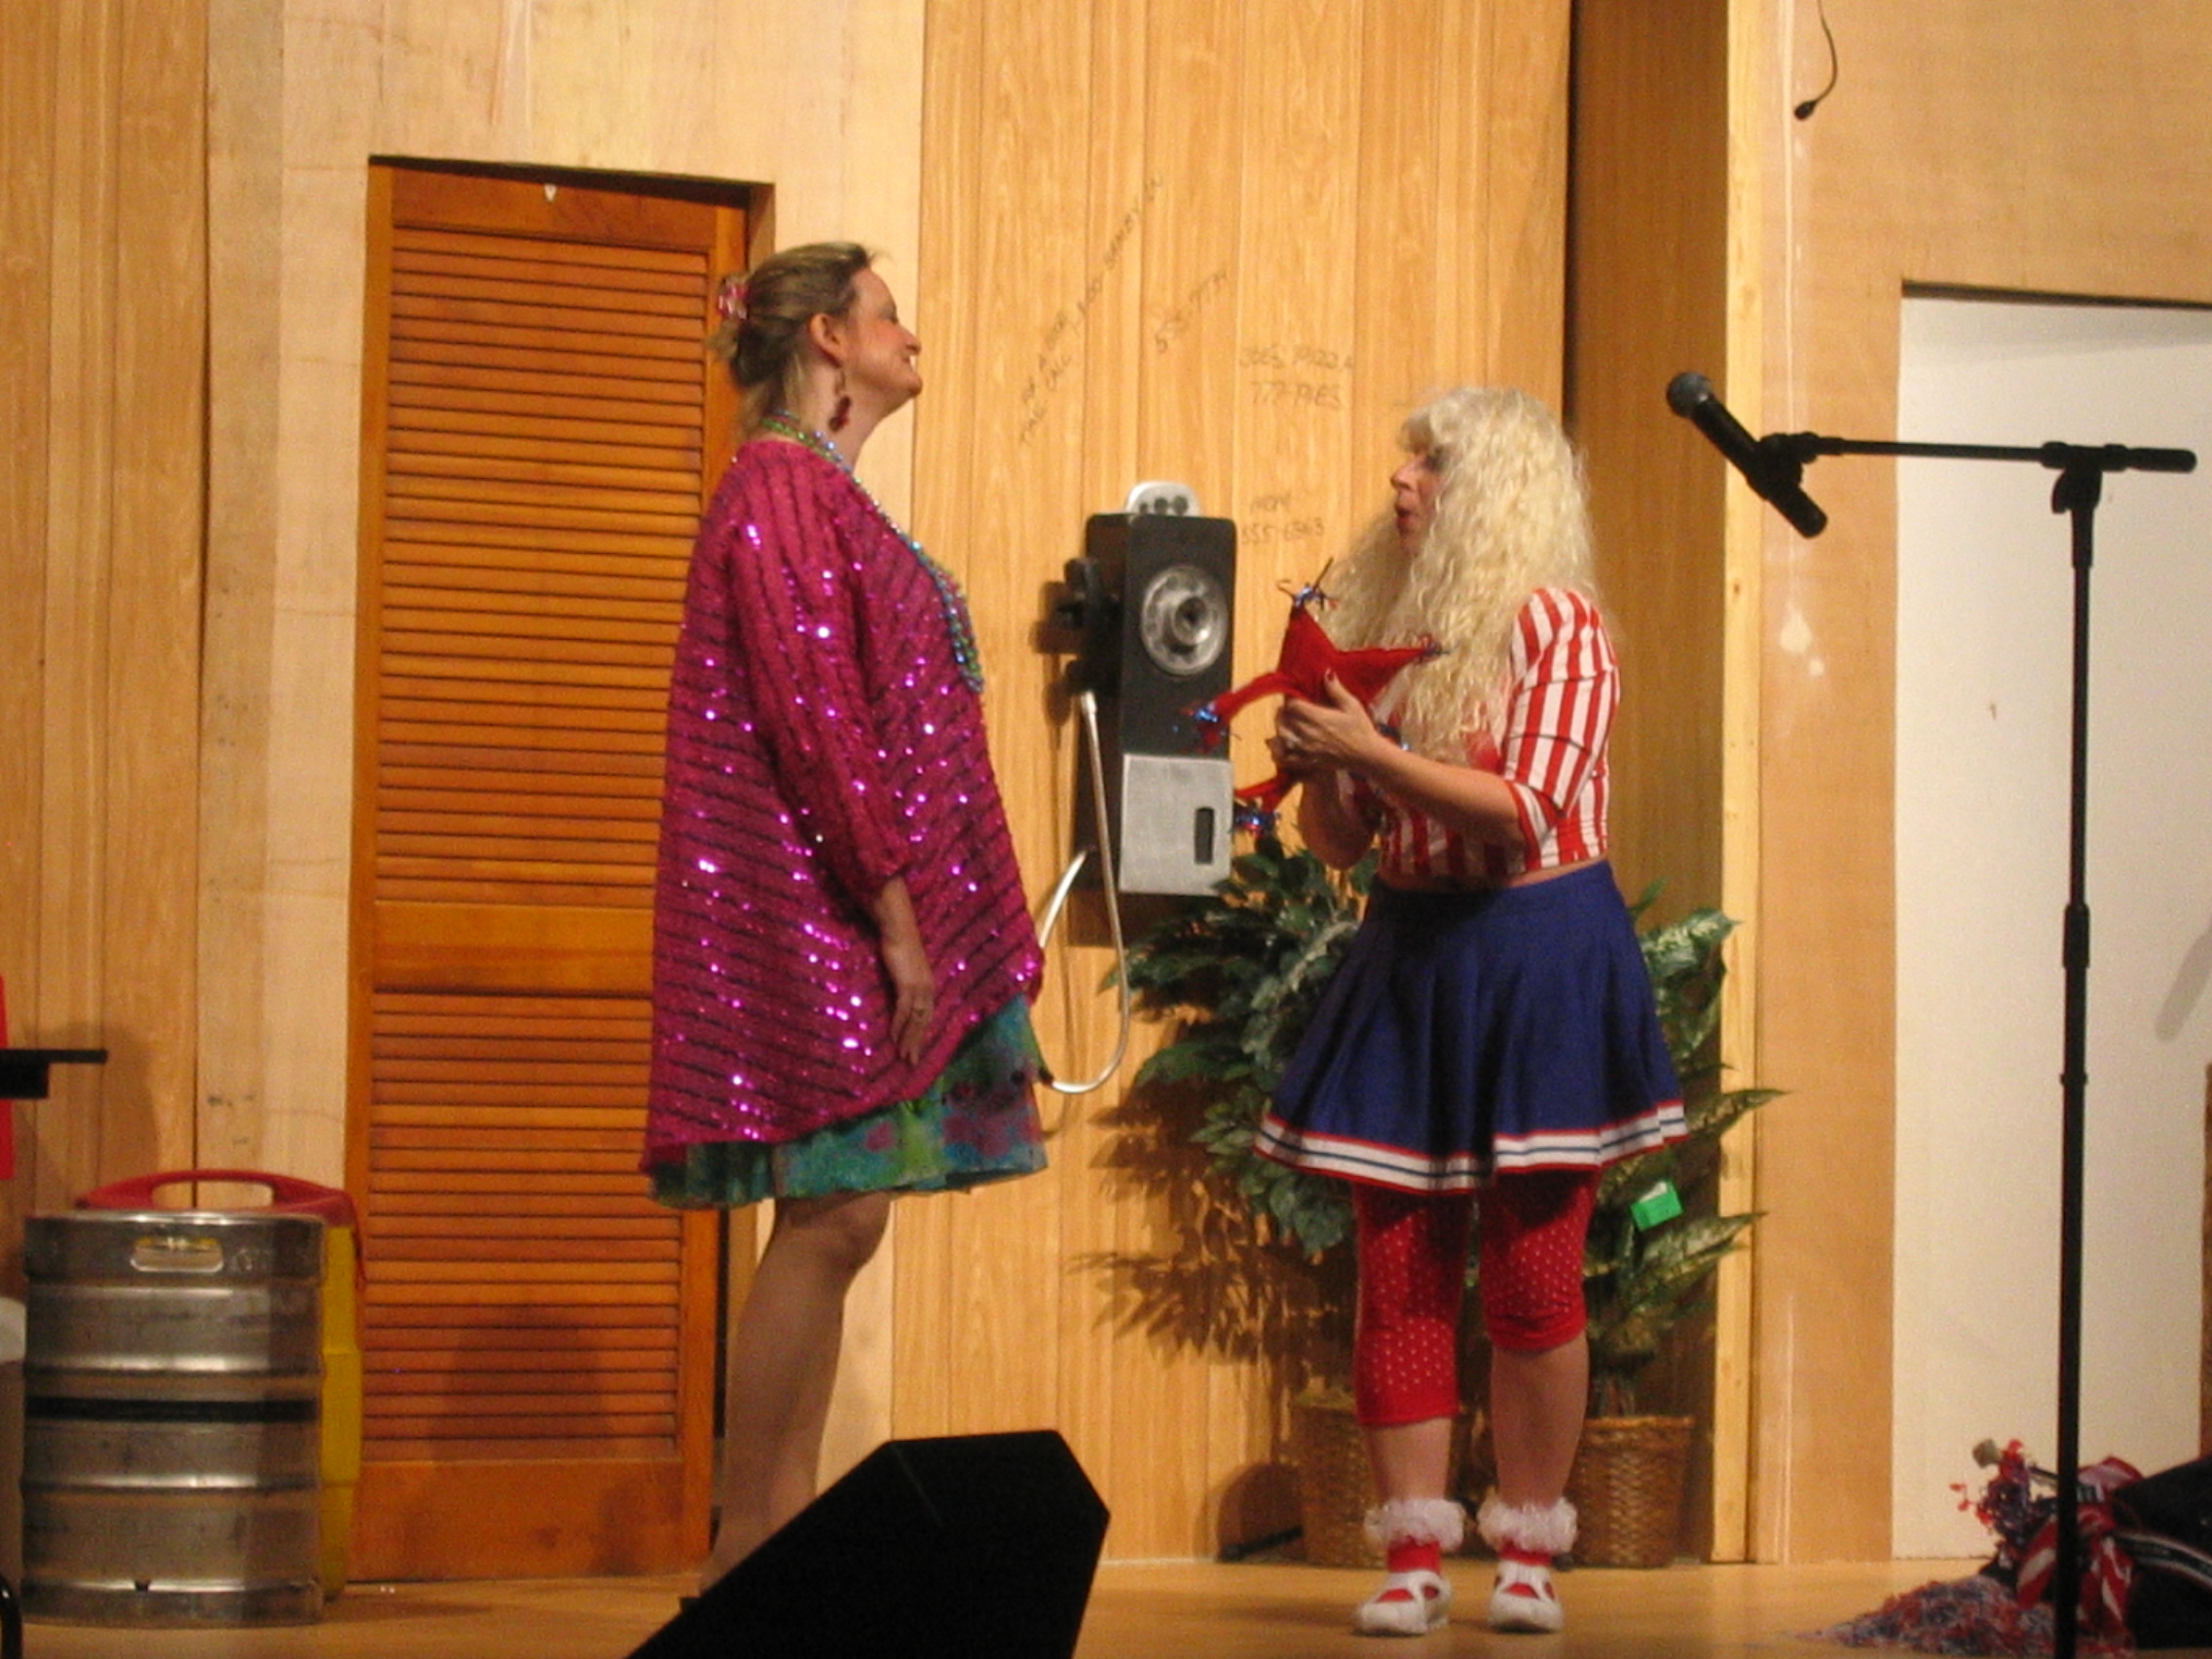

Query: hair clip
716;273;750;326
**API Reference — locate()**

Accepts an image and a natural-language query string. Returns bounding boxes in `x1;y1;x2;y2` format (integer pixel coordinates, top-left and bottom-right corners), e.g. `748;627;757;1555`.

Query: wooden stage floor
15;1557;2121;1659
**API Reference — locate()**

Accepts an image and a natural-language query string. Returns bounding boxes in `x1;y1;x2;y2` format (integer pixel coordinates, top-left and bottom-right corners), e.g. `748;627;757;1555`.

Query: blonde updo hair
1320;387;1600;759
709;240;873;436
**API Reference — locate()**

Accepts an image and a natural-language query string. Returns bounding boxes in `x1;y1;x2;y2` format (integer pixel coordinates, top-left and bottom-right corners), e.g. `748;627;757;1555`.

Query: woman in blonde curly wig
1258;387;1682;1638
1320;386;1598;757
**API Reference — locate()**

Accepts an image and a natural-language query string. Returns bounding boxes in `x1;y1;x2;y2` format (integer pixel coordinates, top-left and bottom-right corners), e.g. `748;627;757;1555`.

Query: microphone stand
1759;427;2197;1659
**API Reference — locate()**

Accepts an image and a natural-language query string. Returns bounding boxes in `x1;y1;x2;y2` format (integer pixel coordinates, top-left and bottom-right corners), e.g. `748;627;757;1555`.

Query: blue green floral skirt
647;998;1048;1208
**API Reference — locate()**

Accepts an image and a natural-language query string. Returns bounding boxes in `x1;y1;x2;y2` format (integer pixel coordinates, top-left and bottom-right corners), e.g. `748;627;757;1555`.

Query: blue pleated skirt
1256;863;1684;1193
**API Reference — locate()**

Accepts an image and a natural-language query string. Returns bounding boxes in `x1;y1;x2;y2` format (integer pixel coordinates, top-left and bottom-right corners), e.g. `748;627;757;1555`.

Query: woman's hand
866;878;938;1064
1273;674;1388;776
1269;676;1384;868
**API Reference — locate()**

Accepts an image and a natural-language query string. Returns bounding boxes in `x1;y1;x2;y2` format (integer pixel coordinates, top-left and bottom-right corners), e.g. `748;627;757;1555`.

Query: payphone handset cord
1032;687;1131;1095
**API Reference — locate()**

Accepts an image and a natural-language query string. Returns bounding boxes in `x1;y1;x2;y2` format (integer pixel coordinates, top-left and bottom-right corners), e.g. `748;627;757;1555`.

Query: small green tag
1629;1179;1682;1231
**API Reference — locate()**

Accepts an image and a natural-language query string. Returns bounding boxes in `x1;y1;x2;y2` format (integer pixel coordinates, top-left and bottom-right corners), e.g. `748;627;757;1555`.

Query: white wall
1894;297;2212;1555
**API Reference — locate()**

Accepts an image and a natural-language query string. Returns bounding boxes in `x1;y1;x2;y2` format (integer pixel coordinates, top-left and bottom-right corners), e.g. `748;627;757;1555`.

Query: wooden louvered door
348;165;747;1577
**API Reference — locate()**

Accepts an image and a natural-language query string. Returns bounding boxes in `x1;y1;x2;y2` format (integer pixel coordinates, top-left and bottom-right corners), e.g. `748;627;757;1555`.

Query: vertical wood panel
1;0;205;1239
1352;0;1444;450
1712;0;1774;1567
1129;0;1246;1557
1567;0;1736;1559
37;0;122;1216
106;0;207;1185
909;0;1569;1561
1232;0;1360;682
1212;0;1364;1543
933;0;1092;1442
1061;0;1158;1547
1474;1;1569;404
0;1;59;1280
202;0;285;1171
1741;0;2212;1565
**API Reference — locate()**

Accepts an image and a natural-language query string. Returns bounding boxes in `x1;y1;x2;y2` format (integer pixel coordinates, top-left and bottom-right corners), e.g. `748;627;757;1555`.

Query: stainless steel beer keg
22;1209;324;1626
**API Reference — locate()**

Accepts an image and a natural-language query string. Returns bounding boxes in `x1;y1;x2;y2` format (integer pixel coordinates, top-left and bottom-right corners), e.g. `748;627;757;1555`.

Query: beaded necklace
760;412;984;694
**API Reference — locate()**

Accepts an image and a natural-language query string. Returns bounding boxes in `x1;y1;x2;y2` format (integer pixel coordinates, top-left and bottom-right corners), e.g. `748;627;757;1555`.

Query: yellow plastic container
79;1170;363;1598
315;1218;362;1597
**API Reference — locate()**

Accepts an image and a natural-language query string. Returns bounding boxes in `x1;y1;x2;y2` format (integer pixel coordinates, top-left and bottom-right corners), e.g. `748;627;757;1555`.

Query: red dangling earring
829;367;852;433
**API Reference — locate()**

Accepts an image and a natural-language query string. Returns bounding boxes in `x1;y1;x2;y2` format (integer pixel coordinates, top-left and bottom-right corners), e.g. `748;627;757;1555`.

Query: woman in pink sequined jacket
647;242;1045;1578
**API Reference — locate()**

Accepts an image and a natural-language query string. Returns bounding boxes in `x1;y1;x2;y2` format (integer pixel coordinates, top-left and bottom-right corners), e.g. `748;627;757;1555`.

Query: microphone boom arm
1667;368;2196;1659
1768;430;2197;475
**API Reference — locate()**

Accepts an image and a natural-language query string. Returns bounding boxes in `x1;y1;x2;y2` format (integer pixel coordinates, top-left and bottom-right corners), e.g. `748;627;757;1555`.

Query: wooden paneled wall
898;0;1569;1557
0;0;208;1275
1753;0;2212;1564
11;0;1571;1567
1573;0;2212;1563
198;0;928;1198
1567;0;1743;1563
10;0;1800;1569
18;0;2211;1573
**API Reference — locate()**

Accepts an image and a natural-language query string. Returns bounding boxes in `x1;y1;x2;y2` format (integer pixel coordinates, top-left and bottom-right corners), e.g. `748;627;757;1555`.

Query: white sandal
1477;1495;1575;1634
1355;1568;1453;1636
1354;1497;1464;1636
1487;1555;1564;1633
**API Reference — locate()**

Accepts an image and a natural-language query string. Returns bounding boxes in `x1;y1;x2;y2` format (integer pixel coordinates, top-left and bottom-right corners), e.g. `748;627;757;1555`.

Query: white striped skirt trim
1256;1096;1687;1194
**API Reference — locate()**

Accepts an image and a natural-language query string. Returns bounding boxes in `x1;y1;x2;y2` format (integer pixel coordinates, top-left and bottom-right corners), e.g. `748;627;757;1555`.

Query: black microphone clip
1666;372;1829;538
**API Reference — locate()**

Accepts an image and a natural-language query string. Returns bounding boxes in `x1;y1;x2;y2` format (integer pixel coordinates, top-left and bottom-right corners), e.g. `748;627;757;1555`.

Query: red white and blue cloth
1349;587;1617;887
1257;865;1684;1194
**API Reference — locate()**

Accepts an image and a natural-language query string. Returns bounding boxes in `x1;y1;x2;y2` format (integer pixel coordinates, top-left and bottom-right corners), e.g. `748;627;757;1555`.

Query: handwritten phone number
1241;518;1326;544
1249;380;1344;409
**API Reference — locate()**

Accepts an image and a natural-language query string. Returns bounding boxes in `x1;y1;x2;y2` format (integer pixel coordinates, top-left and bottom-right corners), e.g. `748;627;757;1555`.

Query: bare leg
1489;1332;1588;1507
1364;1415;1457;1502
706;1191;892;1580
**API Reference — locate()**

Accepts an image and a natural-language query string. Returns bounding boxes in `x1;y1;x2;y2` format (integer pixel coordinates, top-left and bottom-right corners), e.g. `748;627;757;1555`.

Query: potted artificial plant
1555;900;1774;1566
1124;832;1774;1568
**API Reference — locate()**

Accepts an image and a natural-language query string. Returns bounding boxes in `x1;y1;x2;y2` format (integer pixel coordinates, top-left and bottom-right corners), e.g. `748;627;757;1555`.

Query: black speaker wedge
626;1429;1109;1659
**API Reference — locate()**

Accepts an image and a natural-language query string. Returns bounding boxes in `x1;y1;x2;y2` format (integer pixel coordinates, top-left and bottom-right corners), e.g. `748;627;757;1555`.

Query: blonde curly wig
1319;387;1600;759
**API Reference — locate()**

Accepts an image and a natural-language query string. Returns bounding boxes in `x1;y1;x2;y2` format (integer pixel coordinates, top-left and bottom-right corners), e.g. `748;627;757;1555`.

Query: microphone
1667;372;1829;538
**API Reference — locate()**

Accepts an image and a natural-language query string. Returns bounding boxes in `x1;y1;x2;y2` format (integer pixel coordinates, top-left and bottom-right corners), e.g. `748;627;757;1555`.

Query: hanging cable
1793;0;1839;121
1034;688;1131;1095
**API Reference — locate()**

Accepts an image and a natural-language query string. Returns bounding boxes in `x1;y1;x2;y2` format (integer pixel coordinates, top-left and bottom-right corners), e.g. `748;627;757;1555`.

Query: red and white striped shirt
1351;587;1616;886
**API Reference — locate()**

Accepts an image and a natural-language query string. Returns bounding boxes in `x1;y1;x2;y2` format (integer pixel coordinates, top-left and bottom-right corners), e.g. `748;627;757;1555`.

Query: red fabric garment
1352;1185;1473;1426
1351;587;1616;884
1198;585;1436;814
645;442;1041;1160
0;975;13;1179
2015;1456;2144;1640
1476;1168;1598;1350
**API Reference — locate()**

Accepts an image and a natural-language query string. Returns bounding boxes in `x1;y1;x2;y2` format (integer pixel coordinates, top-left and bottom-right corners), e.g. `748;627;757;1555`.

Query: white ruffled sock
1475;1493;1577;1558
1364;1495;1468;1554
1477;1495;1576;1634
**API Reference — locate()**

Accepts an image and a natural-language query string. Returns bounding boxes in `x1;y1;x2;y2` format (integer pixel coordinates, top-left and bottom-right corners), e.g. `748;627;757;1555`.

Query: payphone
1052;492;1236;898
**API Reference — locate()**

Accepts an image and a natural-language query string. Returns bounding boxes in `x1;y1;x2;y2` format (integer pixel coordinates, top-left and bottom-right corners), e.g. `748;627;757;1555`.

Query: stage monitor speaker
2121;1455;2212;1550
625;1430;1108;1659
2120;1456;2212;1647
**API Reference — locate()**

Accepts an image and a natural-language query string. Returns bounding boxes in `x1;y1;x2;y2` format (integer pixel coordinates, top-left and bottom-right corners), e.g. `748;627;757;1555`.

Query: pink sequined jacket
645;441;1041;1160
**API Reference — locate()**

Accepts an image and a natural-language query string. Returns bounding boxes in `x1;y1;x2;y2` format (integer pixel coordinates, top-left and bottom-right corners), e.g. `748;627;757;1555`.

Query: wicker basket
1289;1394;1470;1567
1289;1395;1379;1567
1565;1414;1694;1567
